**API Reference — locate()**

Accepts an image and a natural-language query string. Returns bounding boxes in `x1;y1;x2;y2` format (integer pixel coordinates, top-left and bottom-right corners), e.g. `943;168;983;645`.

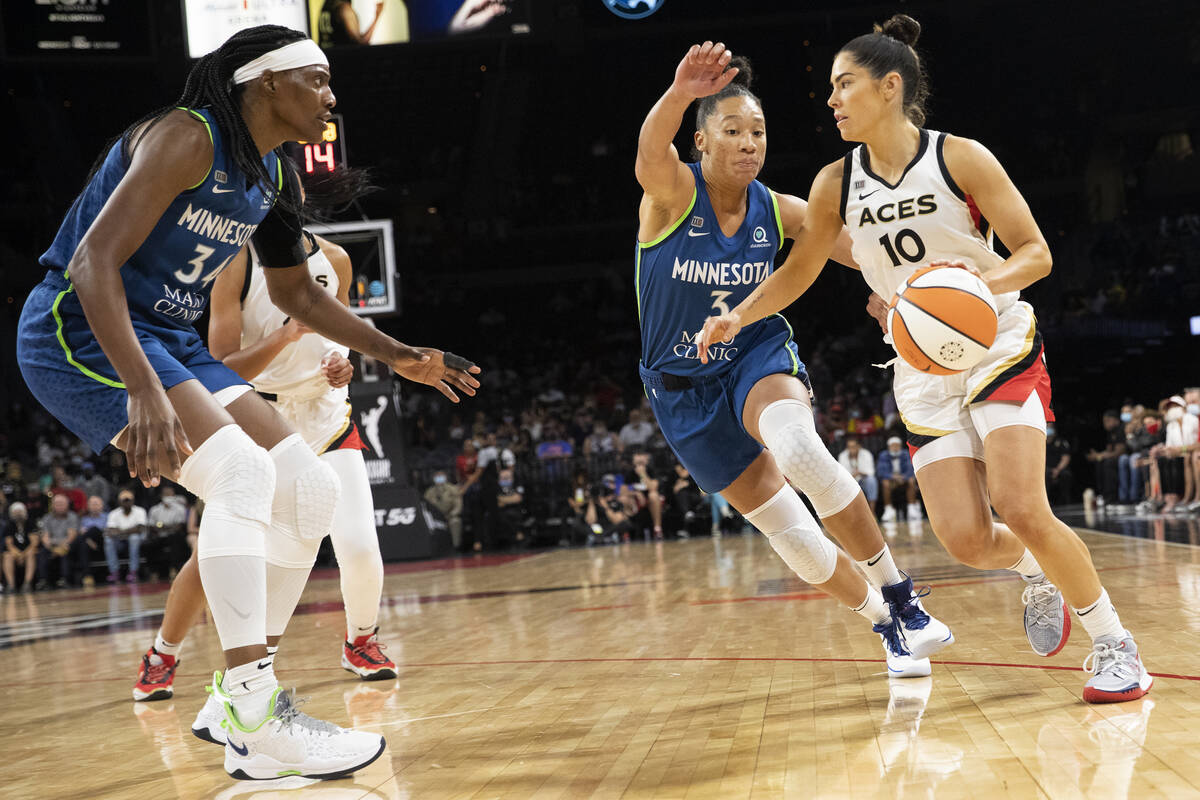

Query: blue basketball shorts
641;317;811;494
17;270;249;454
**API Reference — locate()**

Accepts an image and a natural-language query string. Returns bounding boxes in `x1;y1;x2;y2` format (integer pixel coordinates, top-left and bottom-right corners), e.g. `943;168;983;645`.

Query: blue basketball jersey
40;107;281;333
636;162;787;377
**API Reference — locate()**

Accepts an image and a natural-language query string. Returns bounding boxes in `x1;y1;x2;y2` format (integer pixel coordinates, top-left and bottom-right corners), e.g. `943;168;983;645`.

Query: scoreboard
284;113;348;175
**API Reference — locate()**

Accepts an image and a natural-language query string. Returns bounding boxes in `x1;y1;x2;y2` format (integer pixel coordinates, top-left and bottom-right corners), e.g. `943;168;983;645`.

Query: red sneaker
133;647;178;701
341;629;397;681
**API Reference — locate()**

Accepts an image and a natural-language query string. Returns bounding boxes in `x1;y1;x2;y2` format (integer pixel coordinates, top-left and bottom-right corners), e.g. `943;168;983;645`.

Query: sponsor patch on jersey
750;225;771;248
690;215;704;228
215;169;229;184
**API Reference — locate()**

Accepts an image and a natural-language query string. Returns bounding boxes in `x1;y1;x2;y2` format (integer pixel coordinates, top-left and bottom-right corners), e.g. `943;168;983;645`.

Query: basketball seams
897;294;994;350
890;309;955;375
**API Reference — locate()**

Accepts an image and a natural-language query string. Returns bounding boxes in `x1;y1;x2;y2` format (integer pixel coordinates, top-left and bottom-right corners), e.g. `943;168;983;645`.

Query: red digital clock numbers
286;114;347;174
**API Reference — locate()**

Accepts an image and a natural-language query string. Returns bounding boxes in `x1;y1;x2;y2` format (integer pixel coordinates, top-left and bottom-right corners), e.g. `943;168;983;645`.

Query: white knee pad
758;399;861;518
745;485;838;585
269;434;341;542
178;425;274;559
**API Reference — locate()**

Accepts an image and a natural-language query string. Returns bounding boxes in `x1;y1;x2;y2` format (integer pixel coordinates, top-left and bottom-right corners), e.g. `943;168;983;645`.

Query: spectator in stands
49;464;86;513
838;437;878;511
583;421;623;457
146;485;189;580
1120;408;1155;506
105;489;146;583
877;436;920;522
1086;410;1126;504
36;493;79;588
495;467;528;546
619;409;656;450
565;470;594;545
423;470;463;550
630;451;664;539
477;431;516;471
1152;395;1198;513
78;495;108;585
535;423;574;461
456;439;480;486
1045;423;1074;506
78;461;113;508
3;502;37;592
586;475;632;544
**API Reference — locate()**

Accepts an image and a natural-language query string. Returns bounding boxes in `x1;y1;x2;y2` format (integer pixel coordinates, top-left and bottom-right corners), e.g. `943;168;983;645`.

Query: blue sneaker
881;575;954;660
874;617;931;678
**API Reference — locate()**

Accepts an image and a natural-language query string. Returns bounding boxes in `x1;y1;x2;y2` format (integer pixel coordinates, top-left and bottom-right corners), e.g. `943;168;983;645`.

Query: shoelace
351;637;391;665
1021;581;1060;629
1082;642;1137;680
275;690;342;736
873;618;911;657
141;655;175;685
896;585;932;631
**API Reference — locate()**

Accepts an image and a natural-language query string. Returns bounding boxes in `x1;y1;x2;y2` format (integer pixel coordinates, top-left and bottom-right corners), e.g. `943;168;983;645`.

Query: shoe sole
342;655;398;681
1030;598;1072;658
1083;674;1154;704
908;630;954;661
132;687;173;702
192;725;226;746
227;737;387;781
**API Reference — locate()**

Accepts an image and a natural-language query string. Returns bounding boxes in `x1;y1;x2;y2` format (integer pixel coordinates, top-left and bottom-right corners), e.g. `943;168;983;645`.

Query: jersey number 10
878;228;927;267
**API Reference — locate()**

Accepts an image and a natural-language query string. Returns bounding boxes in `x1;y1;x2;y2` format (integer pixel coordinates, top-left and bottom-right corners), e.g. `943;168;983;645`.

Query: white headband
232;39;329;85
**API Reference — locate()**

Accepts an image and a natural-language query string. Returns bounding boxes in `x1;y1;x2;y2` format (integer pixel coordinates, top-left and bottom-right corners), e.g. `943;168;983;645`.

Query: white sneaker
223;686;387;780
1082;631;1153;704
906;503;922;521
881;576;954;660
191;674;228;745
881;506;898;523
874;619;931;678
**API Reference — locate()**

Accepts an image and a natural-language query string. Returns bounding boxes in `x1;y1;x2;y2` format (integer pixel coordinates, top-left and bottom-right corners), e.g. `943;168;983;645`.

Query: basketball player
16;26;479;779
698;16;1150;703
636;42;953;678
134;232;399;725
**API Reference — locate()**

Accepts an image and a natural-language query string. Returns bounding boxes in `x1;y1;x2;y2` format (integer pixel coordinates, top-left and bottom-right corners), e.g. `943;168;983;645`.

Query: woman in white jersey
132;230;403;715
698;15;1151;704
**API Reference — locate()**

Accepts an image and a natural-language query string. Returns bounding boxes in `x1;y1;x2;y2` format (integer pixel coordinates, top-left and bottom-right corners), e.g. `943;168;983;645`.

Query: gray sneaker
1082;631;1153;704
1021;578;1070;656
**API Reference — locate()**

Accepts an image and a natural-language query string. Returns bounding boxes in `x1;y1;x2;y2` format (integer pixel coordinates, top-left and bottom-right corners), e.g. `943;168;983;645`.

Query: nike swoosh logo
212;186;236;194
866;554;884;566
858;190;880;200
687;229;709;237
224;599;251;620
229;739;249;756
256;660;272;670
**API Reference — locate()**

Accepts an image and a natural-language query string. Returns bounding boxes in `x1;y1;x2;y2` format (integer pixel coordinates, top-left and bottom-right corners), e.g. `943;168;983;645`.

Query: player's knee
178;425;275;559
992;494;1051;538
269;434;341;541
939;523;997;567
758;400;858;518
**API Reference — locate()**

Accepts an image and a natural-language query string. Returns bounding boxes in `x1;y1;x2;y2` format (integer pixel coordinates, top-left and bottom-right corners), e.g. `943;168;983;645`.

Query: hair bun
727;55;754;89
876;14;921;47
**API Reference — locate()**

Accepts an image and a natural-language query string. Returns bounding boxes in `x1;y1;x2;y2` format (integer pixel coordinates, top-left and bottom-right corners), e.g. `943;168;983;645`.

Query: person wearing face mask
1151;396;1199;513
1045;424;1073;507
423;470;463;550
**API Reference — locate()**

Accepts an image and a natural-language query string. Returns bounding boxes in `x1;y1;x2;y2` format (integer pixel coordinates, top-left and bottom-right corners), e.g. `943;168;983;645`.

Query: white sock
350;625;377;642
852;587;892;626
224;658;278;729
856;546;903;588
1007;548;1045;582
154;631;181;659
1073;589;1126;643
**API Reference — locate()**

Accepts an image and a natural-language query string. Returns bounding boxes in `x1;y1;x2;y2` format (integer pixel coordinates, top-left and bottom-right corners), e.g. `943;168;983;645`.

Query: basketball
887;265;999;375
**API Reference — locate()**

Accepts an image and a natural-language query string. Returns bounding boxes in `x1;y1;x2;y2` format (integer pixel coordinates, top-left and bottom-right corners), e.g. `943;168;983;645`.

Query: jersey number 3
878;229;926;267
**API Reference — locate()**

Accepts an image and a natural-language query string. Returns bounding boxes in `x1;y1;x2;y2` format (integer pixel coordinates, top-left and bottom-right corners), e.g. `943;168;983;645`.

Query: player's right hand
672;42;738;100
697;311;742;364
865;292;889;334
281;318;312;343
124;386;193;488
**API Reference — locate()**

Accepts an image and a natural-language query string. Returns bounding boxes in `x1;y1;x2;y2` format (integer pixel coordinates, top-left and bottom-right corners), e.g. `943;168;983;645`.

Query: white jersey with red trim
241;243;350;399
839;129;1017;315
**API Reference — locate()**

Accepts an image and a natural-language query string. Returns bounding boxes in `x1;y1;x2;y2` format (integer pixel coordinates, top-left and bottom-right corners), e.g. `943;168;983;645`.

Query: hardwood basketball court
2;518;1197;799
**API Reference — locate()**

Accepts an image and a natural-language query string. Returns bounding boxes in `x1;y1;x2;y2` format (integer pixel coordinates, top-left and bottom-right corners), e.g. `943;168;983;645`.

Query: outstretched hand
393;348;482;402
672;41;738;100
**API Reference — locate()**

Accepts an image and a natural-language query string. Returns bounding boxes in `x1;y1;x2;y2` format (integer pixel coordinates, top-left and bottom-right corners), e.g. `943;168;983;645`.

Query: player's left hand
320;352;354;388
865;292;889;334
394;348;482;403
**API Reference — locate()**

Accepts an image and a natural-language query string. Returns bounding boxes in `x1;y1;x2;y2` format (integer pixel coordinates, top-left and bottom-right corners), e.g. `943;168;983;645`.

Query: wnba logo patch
602;0;664;19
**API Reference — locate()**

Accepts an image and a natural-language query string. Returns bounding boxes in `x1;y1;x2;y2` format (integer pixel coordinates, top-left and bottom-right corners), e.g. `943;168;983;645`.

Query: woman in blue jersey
16;26;479;780
635;42;952;676
697;15;1151;704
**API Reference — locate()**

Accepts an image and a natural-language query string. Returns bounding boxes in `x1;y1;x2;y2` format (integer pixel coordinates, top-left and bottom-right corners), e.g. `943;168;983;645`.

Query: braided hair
86;25;309;212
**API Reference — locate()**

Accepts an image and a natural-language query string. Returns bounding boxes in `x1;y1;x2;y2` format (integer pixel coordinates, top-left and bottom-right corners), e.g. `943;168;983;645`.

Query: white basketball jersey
840;129;1017;315
241;243;351;398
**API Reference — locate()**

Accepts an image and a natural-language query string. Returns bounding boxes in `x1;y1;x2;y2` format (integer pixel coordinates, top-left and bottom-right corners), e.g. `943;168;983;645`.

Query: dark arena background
1;1;1199;797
